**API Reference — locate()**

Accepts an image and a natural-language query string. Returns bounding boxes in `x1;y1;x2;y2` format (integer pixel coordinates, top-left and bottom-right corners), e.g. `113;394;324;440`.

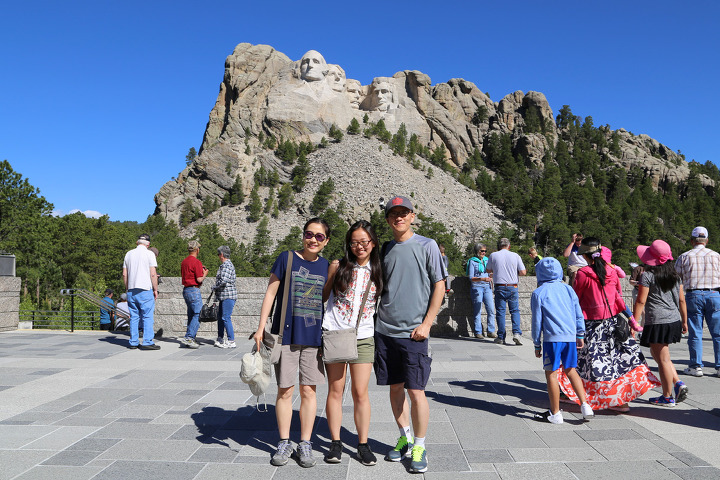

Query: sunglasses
479;250;486;253
304;231;327;242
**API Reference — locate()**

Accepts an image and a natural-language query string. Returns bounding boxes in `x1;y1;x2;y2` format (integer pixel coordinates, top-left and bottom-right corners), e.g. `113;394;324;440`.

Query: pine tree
309;178;335;215
247;182;262;222
277;183;294;210
347;117;361;135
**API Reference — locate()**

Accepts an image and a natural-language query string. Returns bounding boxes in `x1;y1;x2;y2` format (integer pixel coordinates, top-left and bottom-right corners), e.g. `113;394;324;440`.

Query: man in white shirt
123;233;160;350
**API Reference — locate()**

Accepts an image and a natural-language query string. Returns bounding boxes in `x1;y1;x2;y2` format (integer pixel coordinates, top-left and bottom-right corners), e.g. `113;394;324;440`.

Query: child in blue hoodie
531;257;594;424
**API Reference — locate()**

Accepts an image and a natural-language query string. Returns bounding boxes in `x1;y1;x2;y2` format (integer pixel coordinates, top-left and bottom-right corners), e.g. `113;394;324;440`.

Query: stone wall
0;277;21;332
155;276;634;339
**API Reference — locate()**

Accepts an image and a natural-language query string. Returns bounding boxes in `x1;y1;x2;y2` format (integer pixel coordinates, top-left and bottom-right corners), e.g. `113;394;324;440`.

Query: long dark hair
645;261;680;292
333;220;383;296
581;237;607;286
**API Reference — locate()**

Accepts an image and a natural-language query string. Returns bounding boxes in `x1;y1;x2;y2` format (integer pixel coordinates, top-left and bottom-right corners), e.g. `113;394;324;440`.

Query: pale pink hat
637;240;673;266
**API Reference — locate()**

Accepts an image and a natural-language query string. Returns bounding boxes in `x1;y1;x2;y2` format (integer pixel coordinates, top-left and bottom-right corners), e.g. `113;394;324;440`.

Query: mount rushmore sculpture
199;43;558;168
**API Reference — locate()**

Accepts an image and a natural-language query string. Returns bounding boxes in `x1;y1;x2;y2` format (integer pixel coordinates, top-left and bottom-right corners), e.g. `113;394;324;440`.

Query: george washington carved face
300;50;328;82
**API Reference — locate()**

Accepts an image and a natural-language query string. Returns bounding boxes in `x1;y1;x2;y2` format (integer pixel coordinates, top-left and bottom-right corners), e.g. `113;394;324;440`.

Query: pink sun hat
637;240;674;266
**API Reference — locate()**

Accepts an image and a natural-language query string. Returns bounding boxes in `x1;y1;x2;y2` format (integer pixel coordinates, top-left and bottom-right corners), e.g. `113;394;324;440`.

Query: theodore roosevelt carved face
345;79;364;108
299;50;328;82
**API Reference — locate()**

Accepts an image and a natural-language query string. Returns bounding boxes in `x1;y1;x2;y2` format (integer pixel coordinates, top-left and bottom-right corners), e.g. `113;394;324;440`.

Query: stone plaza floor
1;330;719;480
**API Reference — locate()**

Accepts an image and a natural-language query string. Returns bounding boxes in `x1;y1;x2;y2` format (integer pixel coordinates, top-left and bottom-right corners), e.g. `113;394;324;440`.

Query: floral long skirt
558;317;660;410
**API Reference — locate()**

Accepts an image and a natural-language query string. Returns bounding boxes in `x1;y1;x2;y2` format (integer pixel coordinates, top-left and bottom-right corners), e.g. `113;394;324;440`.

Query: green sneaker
385;435;413;462
409;445;428;473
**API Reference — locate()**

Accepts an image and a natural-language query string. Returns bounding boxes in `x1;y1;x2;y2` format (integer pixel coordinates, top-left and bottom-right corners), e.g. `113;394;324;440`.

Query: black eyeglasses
304;231;327;242
349;240;372;248
479;250;486;253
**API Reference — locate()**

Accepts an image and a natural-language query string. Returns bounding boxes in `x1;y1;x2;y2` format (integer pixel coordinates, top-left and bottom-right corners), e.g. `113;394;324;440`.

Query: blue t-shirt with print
270;250;329;347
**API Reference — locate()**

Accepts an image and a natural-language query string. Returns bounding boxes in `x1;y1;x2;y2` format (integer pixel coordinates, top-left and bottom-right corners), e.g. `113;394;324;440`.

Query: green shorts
350;336;375;364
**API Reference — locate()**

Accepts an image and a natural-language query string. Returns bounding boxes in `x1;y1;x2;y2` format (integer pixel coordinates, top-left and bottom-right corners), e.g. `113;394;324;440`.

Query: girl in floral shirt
322;220;383;466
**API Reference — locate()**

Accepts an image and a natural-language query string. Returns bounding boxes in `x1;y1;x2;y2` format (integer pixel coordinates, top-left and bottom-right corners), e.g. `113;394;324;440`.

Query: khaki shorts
274;345;325;388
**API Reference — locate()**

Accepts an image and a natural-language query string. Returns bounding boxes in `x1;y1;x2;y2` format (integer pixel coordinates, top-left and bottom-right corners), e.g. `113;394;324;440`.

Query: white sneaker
684;366;703;377
213;337;226;348
224;340;236;348
512;333;523;345
580;402;594;420
716;368;720;378
534;410;563;424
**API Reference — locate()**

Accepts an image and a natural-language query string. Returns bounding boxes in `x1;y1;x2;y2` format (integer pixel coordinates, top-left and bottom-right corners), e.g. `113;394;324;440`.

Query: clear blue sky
2;1;717;222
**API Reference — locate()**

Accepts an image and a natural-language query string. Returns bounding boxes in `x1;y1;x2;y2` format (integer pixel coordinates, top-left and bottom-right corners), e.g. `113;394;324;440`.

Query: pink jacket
573;264;627;320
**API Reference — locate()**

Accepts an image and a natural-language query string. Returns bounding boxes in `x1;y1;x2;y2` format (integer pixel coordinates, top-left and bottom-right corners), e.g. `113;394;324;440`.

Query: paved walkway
1;330;719;480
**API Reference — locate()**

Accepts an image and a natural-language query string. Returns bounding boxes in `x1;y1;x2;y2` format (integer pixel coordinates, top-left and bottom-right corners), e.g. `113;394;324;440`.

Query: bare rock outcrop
155;42;712;247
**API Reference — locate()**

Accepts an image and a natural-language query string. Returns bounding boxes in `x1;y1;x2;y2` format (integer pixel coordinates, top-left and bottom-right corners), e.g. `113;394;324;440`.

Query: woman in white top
322;220;383;466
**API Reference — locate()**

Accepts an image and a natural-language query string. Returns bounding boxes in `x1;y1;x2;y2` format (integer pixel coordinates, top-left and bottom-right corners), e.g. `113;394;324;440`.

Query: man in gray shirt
375;195;447;473
486;238;527;345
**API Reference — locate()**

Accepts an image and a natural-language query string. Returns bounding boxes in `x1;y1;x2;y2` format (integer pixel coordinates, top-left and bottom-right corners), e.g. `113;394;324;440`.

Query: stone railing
0;277;21;332
153;276;634;339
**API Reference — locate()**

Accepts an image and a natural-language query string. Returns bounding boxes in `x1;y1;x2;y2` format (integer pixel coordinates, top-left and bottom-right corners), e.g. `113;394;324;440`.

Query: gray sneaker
295;440;316;467
180;337;200;349
385;435;413;462
409;445;428;473
271;439;293;466
513;333;523;345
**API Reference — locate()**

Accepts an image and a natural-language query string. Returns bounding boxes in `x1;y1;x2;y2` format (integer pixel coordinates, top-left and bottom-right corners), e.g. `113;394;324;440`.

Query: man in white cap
123;234;160;350
675;227;720;377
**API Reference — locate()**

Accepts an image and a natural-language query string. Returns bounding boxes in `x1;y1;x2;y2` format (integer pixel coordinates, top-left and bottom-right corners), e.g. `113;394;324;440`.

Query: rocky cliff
154;43;711;246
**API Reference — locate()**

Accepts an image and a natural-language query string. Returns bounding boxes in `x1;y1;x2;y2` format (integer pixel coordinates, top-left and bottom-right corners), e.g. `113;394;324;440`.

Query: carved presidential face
346;79;364;108
370;78;395;112
326;64;346;92
300;50;328;82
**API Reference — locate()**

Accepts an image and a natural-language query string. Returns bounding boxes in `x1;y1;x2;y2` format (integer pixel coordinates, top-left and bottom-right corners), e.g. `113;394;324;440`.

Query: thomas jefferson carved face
326;64;346;92
300;50;328;82
346;79;363;108
369;77;395;112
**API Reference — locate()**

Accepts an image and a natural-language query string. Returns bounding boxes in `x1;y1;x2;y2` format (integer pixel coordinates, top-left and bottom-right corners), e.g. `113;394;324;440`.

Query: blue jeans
127;288;155;346
494;285;521;341
217;298;236;341
685;290;720;369
470;282;496;335
183;287;203;339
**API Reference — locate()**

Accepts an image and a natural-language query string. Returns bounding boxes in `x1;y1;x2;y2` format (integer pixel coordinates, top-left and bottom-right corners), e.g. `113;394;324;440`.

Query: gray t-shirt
376;233;447;337
486;249;525;284
639;271;681;325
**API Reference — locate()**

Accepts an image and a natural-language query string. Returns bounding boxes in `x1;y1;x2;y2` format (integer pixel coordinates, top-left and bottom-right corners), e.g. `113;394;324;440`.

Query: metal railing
19;310;99;331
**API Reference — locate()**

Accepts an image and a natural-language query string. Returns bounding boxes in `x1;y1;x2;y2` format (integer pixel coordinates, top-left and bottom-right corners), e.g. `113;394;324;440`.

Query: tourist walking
213;245;237;349
322;220;381;466
675;227;720;377
559;237;659;411
531;257;594;423
253;218;330;468
180;240;209;349
633;240;689;406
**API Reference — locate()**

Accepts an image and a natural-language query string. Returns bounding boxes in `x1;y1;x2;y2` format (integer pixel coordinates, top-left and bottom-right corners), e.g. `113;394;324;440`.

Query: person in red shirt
180;240;208;348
